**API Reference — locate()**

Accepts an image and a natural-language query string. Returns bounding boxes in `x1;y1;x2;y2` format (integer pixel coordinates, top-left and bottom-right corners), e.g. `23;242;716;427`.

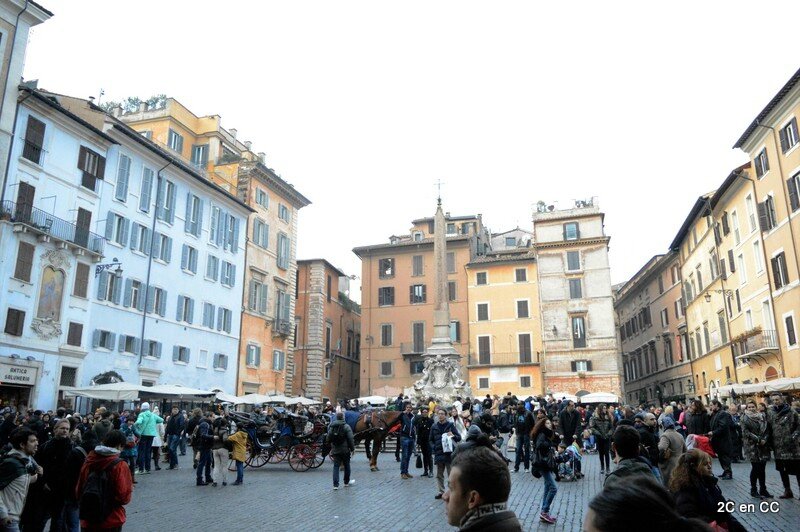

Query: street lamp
95;258;123;278
687;378;695;394
704;289;733;303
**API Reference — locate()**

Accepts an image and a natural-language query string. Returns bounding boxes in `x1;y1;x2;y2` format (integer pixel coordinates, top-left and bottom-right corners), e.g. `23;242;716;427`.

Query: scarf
743;410;766;434
458;502;509;530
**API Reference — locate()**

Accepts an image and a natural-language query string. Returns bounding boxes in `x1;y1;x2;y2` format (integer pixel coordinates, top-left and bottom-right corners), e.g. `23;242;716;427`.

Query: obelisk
413;199;470;402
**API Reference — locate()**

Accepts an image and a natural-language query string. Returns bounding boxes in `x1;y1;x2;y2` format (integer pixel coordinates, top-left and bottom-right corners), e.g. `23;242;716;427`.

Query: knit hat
141;402;150;411
661;417;676;430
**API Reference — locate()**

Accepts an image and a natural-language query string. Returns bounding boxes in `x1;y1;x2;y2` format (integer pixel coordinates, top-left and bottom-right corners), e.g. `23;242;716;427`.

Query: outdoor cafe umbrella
63;382;142;401
284;396;321;406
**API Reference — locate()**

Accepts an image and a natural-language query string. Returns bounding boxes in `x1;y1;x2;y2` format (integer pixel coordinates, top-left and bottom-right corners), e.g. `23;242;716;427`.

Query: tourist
194;412;214;486
150;410;164;471
604;425;656;488
63;431;97;532
530;418;559;525
707;399;733;480
398;403;416;479
119;418;139;485
558;401;581;447
37;419;74;530
443;441;521;531
512;404;534;473
584;476;711;532
327;412;355;490
164;406;185;470
589;403;613;475
211;413;230;487
414;406;433;477
657;417;685;487
684;400;709;436
91;409;113;443
669;449;746;531
0;428;41;532
767;392;800;499
449;407;467;440
431;408;461;500
635;413;661;481
496;404;514;460
226;424;248;486
133;403;163;475
740;399;772;498
75;430;133;531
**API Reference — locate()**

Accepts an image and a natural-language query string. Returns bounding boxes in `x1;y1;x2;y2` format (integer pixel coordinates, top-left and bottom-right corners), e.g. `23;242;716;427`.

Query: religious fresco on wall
36;266;65;321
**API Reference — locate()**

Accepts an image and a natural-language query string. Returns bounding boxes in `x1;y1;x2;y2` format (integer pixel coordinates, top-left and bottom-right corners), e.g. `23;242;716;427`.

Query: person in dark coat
326;412;355;489
684;400;709;436
740;399;772;498
512;405;534;473
443;440;522;532
63;431;97;531
669;449;746;532
35;419;74;531
588;404;614;474
414;406;434;477
430;408;461;499
531;418;559;525
707;399;733;480
767;392;800;499
558;401;581;447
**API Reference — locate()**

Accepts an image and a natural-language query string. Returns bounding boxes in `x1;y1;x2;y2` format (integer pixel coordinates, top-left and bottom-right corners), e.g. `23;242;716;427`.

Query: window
748;241;763;275
450;320;461;343
184;194;203;237
745;195;757;232
255;188;269;209
448;281;457;302
757;196;778;232
97;271;122;304
69;262;89;298
155;234;172;263
566;251;580;271
213;353;229;370
67;322;83;346
446;223;456;235
105;212;129;246
660;308;669;328
378;287;394;306
515;268;527;282
176;295;194;324
754;148;769;178
409;284;427;304
703;322;711;353
115;154;131;201
709;251;719;280
206;255;219;281
378;258;395;279
476;272;487;285
197;349;208;368
772;252;790;289
4;309;25;336
130;223;152;255
278;204;291;222
167;129;184;153
202;302;215;328
412;255;423;276
78;146;105;191
217;307;233;333
246;345;261;367
191;144;208;168
718;311;728;344
410;360;425;374
780;117;799;153
789;172;800;213
156;179;177;223
124;279;143;310
737;254;747;285
14;242;35;282
519;333;532;363
147;287;167;317
516;300;530;318
413;232;423;242
446;252;456;274
563;222;579;240
248;280;268;314
732;211;740;245
658;274;664;294
276;233;290;269
275;289;291;326
478;336;491;364
572;316;586;348
380;361;392;376
505;237;516;247
253;219;269;248
478;377;489;389
380;324;393;346
93;329;115;350
786;315;797;346
22;116;45;164
119;335;139;355
221;261;236;287
477;303;489;321
181;245;198;274
572;360;591;372
568;278;582;299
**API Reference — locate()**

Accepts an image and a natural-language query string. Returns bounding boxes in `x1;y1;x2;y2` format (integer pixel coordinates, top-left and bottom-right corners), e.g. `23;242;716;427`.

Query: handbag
507;432;517;452
415;454;423;469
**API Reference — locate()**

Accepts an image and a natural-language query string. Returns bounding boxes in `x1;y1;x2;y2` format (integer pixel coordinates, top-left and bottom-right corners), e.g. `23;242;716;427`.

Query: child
567;440;583;479
555;443;576;481
120;416;140;483
226;423;248;485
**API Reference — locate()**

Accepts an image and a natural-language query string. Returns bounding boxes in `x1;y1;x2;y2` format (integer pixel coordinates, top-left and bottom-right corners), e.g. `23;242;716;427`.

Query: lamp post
687;377;695;395
704;289;733;303
94;257;123;278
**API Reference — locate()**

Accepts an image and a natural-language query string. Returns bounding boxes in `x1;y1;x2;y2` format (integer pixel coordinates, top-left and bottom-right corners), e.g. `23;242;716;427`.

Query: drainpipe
138;162;170;366
736;171;788;378
0;0;29;196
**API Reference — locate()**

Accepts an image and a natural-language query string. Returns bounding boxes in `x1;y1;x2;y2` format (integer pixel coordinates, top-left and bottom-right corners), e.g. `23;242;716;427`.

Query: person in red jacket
75;430;133;531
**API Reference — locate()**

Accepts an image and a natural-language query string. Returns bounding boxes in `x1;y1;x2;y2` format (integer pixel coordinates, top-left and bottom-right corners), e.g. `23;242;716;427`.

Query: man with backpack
210;414;230;487
75;430;132;532
164;406;185;471
194;413;215;487
326;412;355;490
0;428;40;531
36;419;74;531
63;432;97;532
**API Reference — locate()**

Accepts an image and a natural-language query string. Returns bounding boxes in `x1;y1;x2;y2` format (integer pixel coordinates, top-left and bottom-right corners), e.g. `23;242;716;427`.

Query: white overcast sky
21;1;800;299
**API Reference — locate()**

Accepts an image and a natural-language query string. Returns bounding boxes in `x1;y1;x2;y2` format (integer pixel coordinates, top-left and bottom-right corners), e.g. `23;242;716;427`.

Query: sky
21;1;800;300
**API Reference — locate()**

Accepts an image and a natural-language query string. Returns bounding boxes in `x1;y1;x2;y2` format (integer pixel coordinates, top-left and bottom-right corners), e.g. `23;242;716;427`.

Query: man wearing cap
134;402;164;474
414;406;434;477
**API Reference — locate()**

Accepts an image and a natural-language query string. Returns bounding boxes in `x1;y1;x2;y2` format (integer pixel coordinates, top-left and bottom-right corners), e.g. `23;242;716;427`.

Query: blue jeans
180;434;187;454
514;434;531;470
332;453;351;486
168;435;181;467
400;436;414;475
196;449;212;482
63;500;79;532
235;460;244;483
541;470;558;513
136;435;154;471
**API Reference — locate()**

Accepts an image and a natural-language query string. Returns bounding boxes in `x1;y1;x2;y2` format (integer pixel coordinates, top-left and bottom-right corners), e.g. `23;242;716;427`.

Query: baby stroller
556;449;577;481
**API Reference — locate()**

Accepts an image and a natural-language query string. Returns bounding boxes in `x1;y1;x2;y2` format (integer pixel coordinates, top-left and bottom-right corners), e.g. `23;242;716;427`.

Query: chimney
244;141;252;151
138;102;147;113
229;128;237;140
258;152;266;163
112;105;123;118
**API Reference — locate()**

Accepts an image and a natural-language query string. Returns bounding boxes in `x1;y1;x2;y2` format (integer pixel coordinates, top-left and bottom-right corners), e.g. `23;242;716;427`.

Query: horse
343;409;403;471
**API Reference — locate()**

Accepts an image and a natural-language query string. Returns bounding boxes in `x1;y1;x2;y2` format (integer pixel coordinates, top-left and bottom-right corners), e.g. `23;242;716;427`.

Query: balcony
467;351;541;367
401;342;425;357
272;319;292;337
733;328;779;363
1;200;105;257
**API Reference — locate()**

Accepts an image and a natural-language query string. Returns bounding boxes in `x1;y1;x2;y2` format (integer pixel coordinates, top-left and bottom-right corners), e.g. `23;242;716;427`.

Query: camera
25;462;37;475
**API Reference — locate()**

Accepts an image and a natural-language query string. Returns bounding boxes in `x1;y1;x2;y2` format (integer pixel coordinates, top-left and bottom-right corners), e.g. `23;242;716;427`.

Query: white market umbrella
140;384;217;400
63;382;142;401
238;393;289;405
763;377;800;393
284;396;322;406
357;395;388;406
579;392;619;404
214;391;242;404
549;392;578;403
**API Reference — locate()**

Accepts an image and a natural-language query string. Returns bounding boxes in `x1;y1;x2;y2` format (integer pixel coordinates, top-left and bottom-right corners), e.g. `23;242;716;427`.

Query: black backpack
328;424;346;445
79;458;122;523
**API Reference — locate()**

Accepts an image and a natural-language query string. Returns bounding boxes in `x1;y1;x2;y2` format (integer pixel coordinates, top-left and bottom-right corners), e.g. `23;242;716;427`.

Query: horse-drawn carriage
227;408;330;472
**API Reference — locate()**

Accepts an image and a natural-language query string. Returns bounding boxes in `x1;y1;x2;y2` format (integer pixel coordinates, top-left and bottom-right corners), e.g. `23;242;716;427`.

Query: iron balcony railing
733;329;779;358
467;351;541;366
1;200;105;255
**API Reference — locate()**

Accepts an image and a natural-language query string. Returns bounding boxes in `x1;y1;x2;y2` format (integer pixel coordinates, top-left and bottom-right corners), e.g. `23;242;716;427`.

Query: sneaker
345;480;355;487
142;470;150;475
750;487;760;498
539;512;556;524
434;493;443;499
600;469;605;475
196;481;207;486
759;490;773;498
232;480;243;486
333;485;339;490
524;468;529;473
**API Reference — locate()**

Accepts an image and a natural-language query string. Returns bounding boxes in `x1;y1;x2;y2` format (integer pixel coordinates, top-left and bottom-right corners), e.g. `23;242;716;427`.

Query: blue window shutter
143;229;152;256
181;244;189;270
202;303;209;327
123;278;133;307
156;178;166;220
230;264;236;287
164;237;173;263
214;258;219;281
167;184;176;224
92;329;101;347
232;218;240;253
96;271;108;301
248;280;257;310
255;346;261;367
140;168;153;212
151;233;161;259
210;207;218;243
184;193;192;233
195;199;204;236
107;333;116;350
115;154;130;201
129;223;139;250
225;310;232;333
187;298;194;324
173;345;179;362
141;340;150;356
112;276;123;304
136;285;145;311
176;295;184;321
156;342;162;359
146;286;155;313
121;218;130;246
134;338;141;356
190;249;197;273
118;335;125;352
104;212;114;240
217;309;224;331
158;290;167;316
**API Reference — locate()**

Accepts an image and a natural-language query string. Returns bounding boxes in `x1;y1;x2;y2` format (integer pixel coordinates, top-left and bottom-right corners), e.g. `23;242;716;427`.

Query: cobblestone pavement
126;450;800;531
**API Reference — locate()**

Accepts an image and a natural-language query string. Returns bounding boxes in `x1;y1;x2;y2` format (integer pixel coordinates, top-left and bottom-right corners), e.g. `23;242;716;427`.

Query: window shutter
217;310;224;331
771;257;781;288
96;155;106;180
187;298;194;324
112;276;122;304
230;264;236;286
156;178;166;219
151;233;161;259
77;146;87;171
248;280;257;310
757;201;769;232
728;249;735;272
118;335;126;352
167;185;176;224
136;285;145;311
115;155;130;201
232;218;240;253
142;229;152;256
129;223;139;250
191;249;198;273
96;271;108;301
255;346;261;367
146;287;155;313
158;290;167;316
202;303;210;326
570;361;577;372
788;176;800;211
123;278;132;307
164;237;172;263
181;245;189;271
720;258;727;279
259;284;268;314
140;168;153;212
106;332;116;350
92;329;101;348
173;345;180;362
721;212;730;235
780;126;789;152
225;309;232;333
184;193;192;233
120;218;130;245
586;361;593;371
133;338;141;356
25;116;45;150
713;223;721;245
409;285;414;303
562;225;567;240
176;295;184;321
104;212;115;240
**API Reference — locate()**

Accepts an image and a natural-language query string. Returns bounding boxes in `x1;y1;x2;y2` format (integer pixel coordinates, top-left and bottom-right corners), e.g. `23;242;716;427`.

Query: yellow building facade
465;250;543;397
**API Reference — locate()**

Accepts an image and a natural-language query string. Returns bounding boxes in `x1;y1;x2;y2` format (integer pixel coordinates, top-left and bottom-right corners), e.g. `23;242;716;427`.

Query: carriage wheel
267;446;287;463
247;450;269;468
289;444;312;472
307;449;326;469
227;459;239;472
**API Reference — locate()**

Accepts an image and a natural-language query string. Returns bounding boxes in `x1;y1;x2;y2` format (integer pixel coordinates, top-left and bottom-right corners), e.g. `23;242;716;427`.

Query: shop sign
0;363;38;385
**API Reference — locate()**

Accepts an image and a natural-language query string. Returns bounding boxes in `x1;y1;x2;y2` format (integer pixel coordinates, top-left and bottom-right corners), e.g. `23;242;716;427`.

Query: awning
213;391;242;404
579;392;619;404
140;384;218;400
284;396;322;406
549;392;578;403
357;395;387;405
717;377;800;397
237;393;289;405
62;382;142;401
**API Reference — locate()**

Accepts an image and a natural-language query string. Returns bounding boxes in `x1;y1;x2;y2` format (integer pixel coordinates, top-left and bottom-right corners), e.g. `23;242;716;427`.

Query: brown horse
353;410;403;471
